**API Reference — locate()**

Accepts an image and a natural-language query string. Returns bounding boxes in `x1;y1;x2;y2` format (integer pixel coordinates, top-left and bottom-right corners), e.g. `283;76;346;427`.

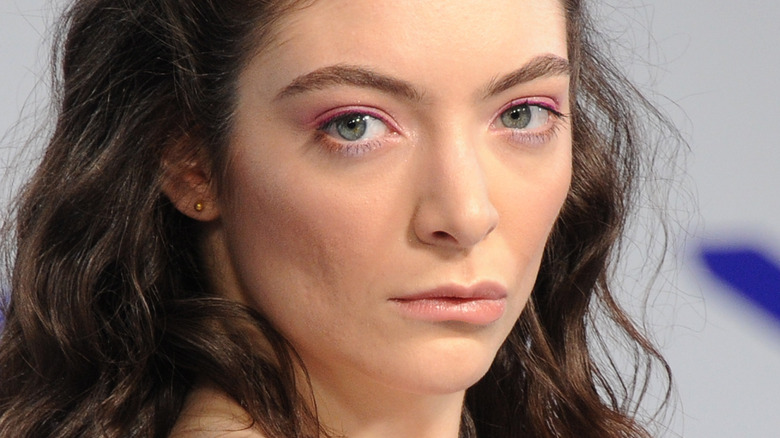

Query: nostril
430;230;460;246
432;231;451;240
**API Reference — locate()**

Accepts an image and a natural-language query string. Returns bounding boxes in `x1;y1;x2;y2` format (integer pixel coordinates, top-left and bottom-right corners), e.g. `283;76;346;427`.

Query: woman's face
208;0;570;402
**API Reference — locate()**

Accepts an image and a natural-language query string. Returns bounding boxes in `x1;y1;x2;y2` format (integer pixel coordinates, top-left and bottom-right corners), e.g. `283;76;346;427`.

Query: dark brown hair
0;0;674;437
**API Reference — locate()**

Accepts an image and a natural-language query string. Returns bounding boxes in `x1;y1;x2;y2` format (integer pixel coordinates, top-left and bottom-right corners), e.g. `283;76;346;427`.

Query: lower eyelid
498;116;565;145
506;129;556;145
313;130;398;158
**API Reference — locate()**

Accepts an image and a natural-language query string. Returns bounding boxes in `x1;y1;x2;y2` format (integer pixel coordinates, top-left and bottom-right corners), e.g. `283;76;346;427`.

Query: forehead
249;0;568;96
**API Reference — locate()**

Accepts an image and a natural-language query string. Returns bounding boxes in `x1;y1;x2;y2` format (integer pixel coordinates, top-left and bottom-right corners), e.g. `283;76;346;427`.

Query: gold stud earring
194;201;204;212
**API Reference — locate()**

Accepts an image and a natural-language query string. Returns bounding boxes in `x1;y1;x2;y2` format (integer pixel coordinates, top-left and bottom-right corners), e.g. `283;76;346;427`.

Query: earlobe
160;147;221;222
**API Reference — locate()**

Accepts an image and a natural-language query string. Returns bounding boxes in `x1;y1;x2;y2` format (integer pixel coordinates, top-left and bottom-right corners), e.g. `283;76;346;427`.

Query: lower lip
390;297;507;325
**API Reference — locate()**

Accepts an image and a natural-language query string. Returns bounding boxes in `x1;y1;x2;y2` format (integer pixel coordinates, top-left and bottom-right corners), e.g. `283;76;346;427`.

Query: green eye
500;104;550;130
334;114;369;141
322;112;390;144
501;105;532;129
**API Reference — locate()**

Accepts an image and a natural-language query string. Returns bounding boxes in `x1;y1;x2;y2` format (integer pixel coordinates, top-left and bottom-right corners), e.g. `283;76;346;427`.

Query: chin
386;335;504;396
401;363;494;397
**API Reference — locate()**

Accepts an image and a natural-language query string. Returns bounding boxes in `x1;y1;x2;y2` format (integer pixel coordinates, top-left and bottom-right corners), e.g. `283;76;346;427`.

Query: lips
389;281;508;325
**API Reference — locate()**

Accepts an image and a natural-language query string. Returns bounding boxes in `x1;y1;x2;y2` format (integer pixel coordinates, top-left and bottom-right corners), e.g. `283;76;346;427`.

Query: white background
2;1;779;437
622;1;780;436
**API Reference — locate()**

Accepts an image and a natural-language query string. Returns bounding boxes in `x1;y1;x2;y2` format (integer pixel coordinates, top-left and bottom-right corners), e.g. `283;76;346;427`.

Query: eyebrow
275;65;423;102
274;54;570;102
482;54;570;98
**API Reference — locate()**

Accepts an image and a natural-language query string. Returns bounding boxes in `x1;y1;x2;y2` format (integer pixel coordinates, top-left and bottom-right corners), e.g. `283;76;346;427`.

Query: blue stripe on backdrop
700;245;780;325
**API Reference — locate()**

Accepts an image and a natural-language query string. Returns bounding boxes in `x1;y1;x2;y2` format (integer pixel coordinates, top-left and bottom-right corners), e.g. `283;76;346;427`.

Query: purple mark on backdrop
700;245;780;324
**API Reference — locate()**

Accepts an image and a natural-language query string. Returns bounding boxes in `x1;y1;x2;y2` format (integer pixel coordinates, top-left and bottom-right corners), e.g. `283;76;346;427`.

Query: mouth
389;281;508;325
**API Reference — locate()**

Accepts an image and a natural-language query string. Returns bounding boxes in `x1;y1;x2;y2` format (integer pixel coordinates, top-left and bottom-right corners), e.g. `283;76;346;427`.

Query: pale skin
166;0;572;437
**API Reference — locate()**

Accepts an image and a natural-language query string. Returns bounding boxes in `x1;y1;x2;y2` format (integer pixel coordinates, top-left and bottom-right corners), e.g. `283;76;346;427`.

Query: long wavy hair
0;0;674;437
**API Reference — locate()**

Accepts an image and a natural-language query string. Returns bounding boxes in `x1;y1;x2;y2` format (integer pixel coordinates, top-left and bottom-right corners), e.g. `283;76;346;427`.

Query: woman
0;0;673;437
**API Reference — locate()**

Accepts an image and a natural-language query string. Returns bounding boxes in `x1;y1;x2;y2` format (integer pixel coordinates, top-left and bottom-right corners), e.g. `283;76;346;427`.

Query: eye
499;103;553;131
322;112;389;142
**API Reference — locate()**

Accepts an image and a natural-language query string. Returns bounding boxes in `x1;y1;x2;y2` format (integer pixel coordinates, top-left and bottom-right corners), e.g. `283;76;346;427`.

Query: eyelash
315;108;396;157
493;99;567;146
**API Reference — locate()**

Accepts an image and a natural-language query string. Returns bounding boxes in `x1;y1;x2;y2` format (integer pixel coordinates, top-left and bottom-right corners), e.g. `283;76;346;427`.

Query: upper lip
390;281;507;301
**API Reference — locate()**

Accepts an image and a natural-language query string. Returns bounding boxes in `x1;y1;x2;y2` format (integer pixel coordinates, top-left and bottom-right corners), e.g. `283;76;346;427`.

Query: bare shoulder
169;384;266;438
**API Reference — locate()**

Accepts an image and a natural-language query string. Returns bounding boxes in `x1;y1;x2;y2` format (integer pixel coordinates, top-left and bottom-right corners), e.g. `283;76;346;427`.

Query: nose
411;130;499;250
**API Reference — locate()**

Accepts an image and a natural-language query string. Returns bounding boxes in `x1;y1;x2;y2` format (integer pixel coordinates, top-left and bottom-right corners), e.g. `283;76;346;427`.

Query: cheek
498;145;572;239
495;143;572;289
216;156;396;321
222;172;342;294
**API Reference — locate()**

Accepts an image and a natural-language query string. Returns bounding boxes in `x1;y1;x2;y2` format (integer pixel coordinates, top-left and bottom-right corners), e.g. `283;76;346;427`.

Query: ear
161;143;221;222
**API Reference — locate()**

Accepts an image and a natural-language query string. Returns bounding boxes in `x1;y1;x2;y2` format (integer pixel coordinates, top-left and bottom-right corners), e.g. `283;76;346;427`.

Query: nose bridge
412;122;499;249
